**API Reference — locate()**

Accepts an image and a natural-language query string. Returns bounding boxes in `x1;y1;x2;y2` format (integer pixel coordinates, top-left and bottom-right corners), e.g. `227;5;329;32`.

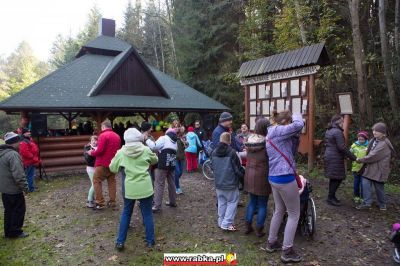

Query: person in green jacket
350;131;369;204
110;128;158;251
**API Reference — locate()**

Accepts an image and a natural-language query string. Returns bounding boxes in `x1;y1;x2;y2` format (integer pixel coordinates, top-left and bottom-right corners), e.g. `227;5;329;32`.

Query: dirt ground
0;169;399;266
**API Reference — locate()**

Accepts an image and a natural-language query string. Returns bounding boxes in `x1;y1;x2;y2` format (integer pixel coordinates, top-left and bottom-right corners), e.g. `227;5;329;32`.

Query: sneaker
115;242;124;251
281;247;302;263
152;206;161;213
93;204;105;210
355;204;371;210
176;188;183;195
146;241;155;248
165;202;177;207
86;201;95;208
266;241;281;253
380;205;387;211
353;197;363;204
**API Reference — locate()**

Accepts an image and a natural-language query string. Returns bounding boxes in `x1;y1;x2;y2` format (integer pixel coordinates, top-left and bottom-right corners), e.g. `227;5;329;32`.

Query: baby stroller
281;176;316;239
390;223;400;263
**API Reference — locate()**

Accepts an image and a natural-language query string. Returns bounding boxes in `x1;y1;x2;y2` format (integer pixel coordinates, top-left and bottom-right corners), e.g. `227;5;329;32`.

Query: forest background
0;0;399;176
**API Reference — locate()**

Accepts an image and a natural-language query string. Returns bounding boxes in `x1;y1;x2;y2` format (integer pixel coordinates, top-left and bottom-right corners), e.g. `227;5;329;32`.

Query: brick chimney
99;18;115;37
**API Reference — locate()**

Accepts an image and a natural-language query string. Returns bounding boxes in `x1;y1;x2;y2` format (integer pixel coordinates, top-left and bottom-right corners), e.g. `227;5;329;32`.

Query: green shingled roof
0;36;228;113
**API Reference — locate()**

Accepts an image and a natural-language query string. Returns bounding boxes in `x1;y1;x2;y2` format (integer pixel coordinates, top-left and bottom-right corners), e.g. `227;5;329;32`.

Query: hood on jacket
0;144;16;158
355;140;369;147
121;143;146;158
328;123;343;131
166;132;178;142
244;134;265;152
214;142;231;157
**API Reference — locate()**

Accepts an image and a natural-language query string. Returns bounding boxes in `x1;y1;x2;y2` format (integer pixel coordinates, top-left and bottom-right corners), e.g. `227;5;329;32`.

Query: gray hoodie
0;145;28;194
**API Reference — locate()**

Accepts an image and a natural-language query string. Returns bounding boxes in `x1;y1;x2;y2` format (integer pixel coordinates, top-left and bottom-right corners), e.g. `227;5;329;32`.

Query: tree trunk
157;0;165;72
165;0;180;77
152;28;160;69
378;0;399;115
395;0;400;52
348;0;372;126
294;0;307;44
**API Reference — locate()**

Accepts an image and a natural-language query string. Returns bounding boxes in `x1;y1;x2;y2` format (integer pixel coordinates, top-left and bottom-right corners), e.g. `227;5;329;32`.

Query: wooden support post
244;86;249;129
68;113;72;130
307;74;315;172
343;114;351;145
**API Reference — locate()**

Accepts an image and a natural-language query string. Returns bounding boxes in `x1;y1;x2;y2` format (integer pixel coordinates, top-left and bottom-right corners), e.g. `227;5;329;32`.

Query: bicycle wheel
202;159;214;180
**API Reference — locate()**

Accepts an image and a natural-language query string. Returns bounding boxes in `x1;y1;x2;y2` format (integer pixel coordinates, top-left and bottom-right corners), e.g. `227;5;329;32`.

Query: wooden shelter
0;19;228;172
238;43;330;170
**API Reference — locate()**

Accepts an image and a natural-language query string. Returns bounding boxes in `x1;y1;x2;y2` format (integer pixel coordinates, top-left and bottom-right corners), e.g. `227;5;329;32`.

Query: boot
244;222;254;234
255;226;266;238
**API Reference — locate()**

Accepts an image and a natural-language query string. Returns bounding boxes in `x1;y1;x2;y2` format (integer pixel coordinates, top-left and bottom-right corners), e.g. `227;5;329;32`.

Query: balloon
156;125;161;131
159;121;164;126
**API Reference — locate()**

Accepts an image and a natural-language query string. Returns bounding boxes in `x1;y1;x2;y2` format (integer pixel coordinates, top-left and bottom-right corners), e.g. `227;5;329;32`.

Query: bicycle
202;158;214;180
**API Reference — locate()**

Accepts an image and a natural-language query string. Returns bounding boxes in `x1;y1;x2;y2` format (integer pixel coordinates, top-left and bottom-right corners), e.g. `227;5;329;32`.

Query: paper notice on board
290;79;299;96
262;100;270;115
302;99;308;114
277;99;285;112
292;98;301;114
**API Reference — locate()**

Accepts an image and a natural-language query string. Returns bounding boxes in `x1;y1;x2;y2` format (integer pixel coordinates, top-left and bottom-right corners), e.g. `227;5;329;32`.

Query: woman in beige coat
356;122;395;211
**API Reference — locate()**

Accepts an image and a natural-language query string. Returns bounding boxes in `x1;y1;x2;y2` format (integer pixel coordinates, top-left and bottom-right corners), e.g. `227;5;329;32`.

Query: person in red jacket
88;120;121;210
18;128;40;192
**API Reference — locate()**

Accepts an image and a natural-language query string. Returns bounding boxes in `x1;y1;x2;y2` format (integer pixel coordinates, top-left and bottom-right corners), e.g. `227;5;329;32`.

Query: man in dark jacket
194;120;206;142
324;115;356;206
0;132;29;238
211;132;244;231
211;112;241;152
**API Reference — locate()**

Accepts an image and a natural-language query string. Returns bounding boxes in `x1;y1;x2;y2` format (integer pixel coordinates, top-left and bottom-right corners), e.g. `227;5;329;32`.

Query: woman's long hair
272;110;292;125
254;118;270;136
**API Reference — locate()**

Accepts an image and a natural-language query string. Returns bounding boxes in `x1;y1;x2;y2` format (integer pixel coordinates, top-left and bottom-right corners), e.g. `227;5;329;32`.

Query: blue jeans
362;177;386;207
25;165;35;192
353;172;363;198
116;196;155;245
245;193;269;228
175;160;183;189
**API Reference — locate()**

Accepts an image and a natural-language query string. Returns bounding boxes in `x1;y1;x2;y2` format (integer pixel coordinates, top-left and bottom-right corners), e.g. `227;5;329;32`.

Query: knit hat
140;122;152;132
4;132;20;145
373;122;387;134
124;128;143;146
220;132;231;144
219;112;233;123
357;131;369;140
188;126;194;132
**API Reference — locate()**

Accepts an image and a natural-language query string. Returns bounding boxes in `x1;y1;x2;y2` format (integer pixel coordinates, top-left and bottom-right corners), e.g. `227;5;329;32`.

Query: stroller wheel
301;197;316;238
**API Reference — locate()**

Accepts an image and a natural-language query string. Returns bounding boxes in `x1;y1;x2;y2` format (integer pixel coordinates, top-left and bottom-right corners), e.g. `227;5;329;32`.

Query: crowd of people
0;111;396;264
